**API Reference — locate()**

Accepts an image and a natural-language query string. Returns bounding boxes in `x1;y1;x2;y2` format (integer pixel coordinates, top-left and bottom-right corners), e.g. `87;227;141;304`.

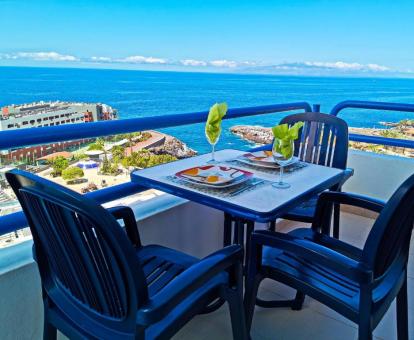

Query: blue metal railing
2;99;414;237
0;102;312;236
0;102;312;149
330;100;414;149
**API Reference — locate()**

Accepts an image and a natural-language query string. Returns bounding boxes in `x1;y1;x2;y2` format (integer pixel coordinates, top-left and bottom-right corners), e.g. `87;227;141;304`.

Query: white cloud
117;55;167;64
0;51;399;75
207;60;258;68
276;61;390;72
90;56;112;62
180;59;208;67
366;63;390;72
209;60;239;68
239;61;258;66
1;51;78;62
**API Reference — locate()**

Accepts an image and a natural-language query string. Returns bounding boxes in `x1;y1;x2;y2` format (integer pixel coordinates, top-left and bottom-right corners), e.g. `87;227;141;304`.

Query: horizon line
2;64;414;80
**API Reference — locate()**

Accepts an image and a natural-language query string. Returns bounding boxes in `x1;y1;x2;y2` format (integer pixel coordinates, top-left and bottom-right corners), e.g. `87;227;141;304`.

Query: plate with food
238;151;299;168
175;165;253;188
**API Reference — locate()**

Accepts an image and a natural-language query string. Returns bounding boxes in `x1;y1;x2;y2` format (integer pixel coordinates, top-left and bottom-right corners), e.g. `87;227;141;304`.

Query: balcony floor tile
173;212;413;340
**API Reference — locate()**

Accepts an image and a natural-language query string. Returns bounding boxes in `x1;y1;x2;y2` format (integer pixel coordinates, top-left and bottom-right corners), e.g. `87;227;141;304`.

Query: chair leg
333;202;340;239
236;220;245;245
397;277;409;340
244;221;254;273
358;284;373;340
233;220;240;244
358;316;373;340
244;275;262;334
223;213;233;247
358;325;373;340
43;319;57;340
227;288;248;340
268;219;276;232
291;291;305;311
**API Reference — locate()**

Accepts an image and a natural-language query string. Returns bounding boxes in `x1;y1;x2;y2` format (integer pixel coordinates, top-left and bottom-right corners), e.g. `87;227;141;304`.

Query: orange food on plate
264;151;273;157
183;168;199;176
206;175;220;183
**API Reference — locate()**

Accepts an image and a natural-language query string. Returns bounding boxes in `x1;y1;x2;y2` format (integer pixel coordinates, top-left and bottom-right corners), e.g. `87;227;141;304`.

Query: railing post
312;104;321;112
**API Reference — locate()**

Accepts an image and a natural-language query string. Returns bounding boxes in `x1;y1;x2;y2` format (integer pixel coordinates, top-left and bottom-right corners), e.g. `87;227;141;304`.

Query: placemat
165;176;270;198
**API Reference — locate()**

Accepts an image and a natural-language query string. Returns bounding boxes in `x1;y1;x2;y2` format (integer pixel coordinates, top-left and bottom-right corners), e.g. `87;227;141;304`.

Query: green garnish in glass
271;121;304;189
205;102;227;163
272;122;304;159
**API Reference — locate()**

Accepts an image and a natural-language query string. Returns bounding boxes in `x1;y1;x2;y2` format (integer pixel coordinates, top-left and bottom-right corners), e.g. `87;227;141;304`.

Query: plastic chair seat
288;228;363;261
137;245;198;296
261;227;406;324
262;245;360;319
136;245;228;339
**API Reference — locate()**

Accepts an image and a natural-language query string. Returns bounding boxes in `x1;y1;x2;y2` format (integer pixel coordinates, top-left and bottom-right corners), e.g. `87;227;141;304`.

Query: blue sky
1;0;413;76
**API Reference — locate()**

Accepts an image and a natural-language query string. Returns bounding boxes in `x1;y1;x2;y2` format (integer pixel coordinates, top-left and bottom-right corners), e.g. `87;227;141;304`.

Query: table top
131;149;346;222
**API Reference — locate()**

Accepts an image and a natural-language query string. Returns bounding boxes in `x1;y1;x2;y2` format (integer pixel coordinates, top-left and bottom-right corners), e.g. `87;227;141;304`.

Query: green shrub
62;166;84;181
111;145;125;162
49;156;69;177
100;157;120;175
125;150;176;169
87;143;104;151
379;129;404;139
74;153;88;161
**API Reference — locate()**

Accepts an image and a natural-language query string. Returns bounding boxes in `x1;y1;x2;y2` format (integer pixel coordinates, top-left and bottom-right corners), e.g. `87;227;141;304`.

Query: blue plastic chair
224;112;351;251
244;173;414;339
7;169;247;340
270;111;352;238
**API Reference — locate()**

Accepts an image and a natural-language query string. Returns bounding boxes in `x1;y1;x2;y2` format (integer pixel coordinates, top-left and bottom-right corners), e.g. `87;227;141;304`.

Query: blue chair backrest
363;173;414;278
6;169;148;337
280;112;349;169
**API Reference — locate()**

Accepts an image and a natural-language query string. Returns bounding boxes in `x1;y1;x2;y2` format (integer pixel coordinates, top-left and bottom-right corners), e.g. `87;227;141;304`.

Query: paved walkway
125;130;166;156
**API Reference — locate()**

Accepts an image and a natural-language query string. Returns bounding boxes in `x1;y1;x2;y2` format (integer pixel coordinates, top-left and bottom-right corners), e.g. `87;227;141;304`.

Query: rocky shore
230;125;273;145
149;135;197;159
230;120;414;158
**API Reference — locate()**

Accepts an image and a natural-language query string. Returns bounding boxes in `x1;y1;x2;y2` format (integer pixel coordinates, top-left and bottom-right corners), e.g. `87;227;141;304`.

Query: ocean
1;66;414;153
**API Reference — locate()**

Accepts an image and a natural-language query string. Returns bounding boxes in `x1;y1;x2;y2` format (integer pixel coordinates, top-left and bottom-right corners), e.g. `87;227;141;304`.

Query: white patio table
131;149;347;223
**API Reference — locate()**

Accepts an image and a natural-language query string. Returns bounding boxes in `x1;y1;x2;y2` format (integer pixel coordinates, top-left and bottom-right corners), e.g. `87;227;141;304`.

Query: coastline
230;122;414;158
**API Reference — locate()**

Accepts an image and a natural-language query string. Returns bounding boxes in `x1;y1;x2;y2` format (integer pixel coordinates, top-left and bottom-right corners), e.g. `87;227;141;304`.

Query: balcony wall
345;150;414;200
0;149;413;339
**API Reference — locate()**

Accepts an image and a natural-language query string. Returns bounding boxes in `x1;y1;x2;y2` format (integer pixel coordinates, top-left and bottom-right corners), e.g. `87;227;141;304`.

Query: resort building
0;101;116;129
0;101;117;163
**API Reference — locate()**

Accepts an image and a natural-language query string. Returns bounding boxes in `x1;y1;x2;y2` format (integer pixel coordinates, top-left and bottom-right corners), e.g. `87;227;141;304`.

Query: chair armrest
251;230;373;284
317;191;385;213
312;191;385;233
136;245;243;325
107;206;141;247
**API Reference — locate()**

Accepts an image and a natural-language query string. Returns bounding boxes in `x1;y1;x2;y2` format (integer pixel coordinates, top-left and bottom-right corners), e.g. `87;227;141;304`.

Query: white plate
238;156;299;169
178;174;251;188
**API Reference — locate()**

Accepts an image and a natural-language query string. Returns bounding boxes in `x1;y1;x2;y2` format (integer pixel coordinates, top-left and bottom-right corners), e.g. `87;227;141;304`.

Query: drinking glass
205;126;221;163
272;138;294;189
